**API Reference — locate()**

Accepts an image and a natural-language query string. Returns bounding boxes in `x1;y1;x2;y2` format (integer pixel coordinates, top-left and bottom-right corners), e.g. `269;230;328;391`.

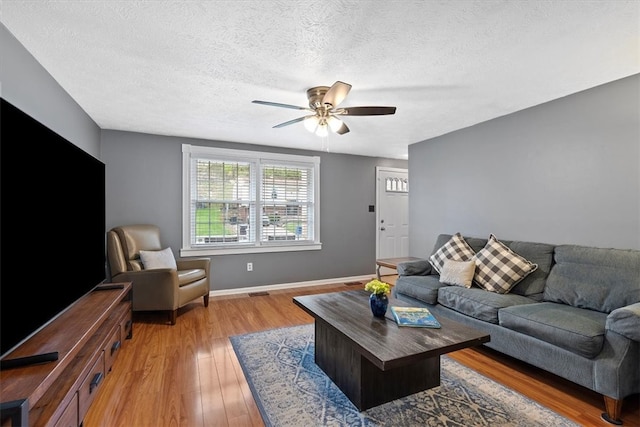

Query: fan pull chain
320;135;330;153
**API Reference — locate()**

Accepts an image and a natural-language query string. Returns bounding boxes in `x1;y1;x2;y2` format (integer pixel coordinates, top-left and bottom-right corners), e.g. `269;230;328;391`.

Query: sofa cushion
393;275;444;305
606;302;640;341
462;235;489;254
544;245;640;313
503;240;555;299
177;268;207;286
430;234;487;256
438;286;537;324
429;233;476;274
499;302;607;358
439;260;475;288
472;234;538;294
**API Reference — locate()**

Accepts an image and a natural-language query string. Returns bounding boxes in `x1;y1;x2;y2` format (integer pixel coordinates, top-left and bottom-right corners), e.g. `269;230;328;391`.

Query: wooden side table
376;257;422;279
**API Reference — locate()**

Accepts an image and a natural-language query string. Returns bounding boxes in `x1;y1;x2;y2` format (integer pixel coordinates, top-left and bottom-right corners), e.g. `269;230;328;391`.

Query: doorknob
380;227;386;231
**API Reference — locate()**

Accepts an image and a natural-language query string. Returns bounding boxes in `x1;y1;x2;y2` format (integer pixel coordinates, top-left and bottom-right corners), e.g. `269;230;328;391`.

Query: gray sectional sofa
392;233;640;425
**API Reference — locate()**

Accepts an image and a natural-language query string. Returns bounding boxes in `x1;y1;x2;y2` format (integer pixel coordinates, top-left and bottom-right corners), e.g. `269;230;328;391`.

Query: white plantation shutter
182;145;320;255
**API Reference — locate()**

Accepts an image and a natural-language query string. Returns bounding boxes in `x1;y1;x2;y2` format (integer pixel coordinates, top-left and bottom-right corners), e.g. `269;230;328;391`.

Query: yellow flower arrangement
364;279;391;295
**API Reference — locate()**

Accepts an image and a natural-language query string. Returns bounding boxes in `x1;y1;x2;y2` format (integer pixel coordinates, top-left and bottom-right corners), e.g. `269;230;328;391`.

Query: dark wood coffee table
292;290;490;411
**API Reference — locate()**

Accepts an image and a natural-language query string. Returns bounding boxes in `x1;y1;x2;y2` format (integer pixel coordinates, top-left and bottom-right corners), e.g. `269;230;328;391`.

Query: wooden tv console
0;282;132;427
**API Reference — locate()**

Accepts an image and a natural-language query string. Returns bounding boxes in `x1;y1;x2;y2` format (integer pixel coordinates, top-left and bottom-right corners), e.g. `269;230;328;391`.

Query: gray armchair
107;224;210;325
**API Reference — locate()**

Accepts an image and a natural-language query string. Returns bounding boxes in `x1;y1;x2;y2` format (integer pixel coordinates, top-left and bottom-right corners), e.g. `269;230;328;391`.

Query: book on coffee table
390;306;441;328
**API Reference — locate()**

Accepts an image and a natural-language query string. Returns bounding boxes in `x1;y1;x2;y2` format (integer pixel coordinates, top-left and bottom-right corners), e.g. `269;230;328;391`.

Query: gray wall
2;20;407;291
0;23;101;157
8;18;637;291
408;73;640;256
101;131;407;290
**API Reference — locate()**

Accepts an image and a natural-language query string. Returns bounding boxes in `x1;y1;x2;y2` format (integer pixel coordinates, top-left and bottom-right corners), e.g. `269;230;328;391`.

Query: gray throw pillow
439;259;475;288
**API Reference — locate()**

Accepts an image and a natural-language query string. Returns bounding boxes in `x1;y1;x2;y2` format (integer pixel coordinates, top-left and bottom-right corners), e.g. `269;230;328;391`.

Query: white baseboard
208;274;376;297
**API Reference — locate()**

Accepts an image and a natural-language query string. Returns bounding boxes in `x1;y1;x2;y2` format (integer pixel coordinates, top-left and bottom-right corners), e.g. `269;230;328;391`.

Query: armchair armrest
397;259;432;276
111;269;179;311
177;257;210;273
606;302;640;341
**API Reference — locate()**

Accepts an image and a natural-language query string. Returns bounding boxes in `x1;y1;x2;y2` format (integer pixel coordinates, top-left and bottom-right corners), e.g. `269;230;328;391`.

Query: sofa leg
601;396;623;425
203;294;210;307
169;310;177;325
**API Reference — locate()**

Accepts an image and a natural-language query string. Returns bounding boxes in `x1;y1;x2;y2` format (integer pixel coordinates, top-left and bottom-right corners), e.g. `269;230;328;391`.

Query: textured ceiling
1;1;638;159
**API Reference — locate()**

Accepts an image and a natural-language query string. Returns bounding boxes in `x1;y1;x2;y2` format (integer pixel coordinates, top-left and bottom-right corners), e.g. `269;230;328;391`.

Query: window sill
180;242;322;257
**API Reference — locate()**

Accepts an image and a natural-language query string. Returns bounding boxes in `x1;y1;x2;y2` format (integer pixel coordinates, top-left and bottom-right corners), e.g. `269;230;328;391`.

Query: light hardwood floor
85;277;639;426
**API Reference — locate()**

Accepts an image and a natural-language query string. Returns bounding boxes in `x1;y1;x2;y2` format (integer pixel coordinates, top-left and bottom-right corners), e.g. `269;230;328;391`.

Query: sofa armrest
606;302;640;341
397;259;432;276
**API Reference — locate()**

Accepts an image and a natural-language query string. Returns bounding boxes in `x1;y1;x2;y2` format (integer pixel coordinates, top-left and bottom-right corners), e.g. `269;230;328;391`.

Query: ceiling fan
252;81;396;137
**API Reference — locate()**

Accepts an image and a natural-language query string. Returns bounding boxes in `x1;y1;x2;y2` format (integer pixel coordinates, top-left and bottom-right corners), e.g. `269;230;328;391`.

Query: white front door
376;167;409;275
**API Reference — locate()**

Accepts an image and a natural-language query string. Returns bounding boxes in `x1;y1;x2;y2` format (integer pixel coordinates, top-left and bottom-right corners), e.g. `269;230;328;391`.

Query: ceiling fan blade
322;81;352;108
336;122;350;135
273;116;310;128
252;100;311;111
339;106;396;116
327;115;350;135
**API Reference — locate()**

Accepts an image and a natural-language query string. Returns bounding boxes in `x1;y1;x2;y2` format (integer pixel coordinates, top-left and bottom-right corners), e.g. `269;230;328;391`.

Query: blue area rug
230;324;579;427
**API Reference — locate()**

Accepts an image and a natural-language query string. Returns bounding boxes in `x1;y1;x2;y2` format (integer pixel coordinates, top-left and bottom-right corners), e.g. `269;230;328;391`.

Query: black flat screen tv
0;97;106;360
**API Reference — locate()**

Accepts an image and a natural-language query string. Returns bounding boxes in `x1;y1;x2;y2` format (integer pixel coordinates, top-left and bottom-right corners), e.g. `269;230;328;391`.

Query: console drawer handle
111;340;121;355
90;372;103;394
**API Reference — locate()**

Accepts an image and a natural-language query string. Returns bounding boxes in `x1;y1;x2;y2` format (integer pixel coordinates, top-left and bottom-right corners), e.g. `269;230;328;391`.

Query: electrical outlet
247;262;253;272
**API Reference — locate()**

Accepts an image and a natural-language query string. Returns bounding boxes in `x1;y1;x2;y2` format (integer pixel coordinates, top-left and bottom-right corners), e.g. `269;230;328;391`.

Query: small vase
369;293;389;318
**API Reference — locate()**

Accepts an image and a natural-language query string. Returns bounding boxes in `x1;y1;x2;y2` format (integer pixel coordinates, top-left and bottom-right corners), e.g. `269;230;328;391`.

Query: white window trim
180;144;321;256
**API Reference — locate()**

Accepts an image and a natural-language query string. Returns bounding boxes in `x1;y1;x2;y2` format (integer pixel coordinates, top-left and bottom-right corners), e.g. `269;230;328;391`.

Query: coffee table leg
314;320;440;411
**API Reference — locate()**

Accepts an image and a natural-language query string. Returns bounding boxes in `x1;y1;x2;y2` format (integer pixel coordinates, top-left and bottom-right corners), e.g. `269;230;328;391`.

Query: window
385;177;408;193
181;145;321;255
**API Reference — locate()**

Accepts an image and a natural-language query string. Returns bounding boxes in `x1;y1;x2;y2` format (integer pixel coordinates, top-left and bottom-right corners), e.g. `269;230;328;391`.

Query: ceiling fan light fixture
327;116;344;133
315;123;329;137
303;116;319;132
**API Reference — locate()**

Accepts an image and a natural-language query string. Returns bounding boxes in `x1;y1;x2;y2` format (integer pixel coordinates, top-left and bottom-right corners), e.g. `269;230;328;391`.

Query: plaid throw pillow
429;233;476;274
473;234;538;294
